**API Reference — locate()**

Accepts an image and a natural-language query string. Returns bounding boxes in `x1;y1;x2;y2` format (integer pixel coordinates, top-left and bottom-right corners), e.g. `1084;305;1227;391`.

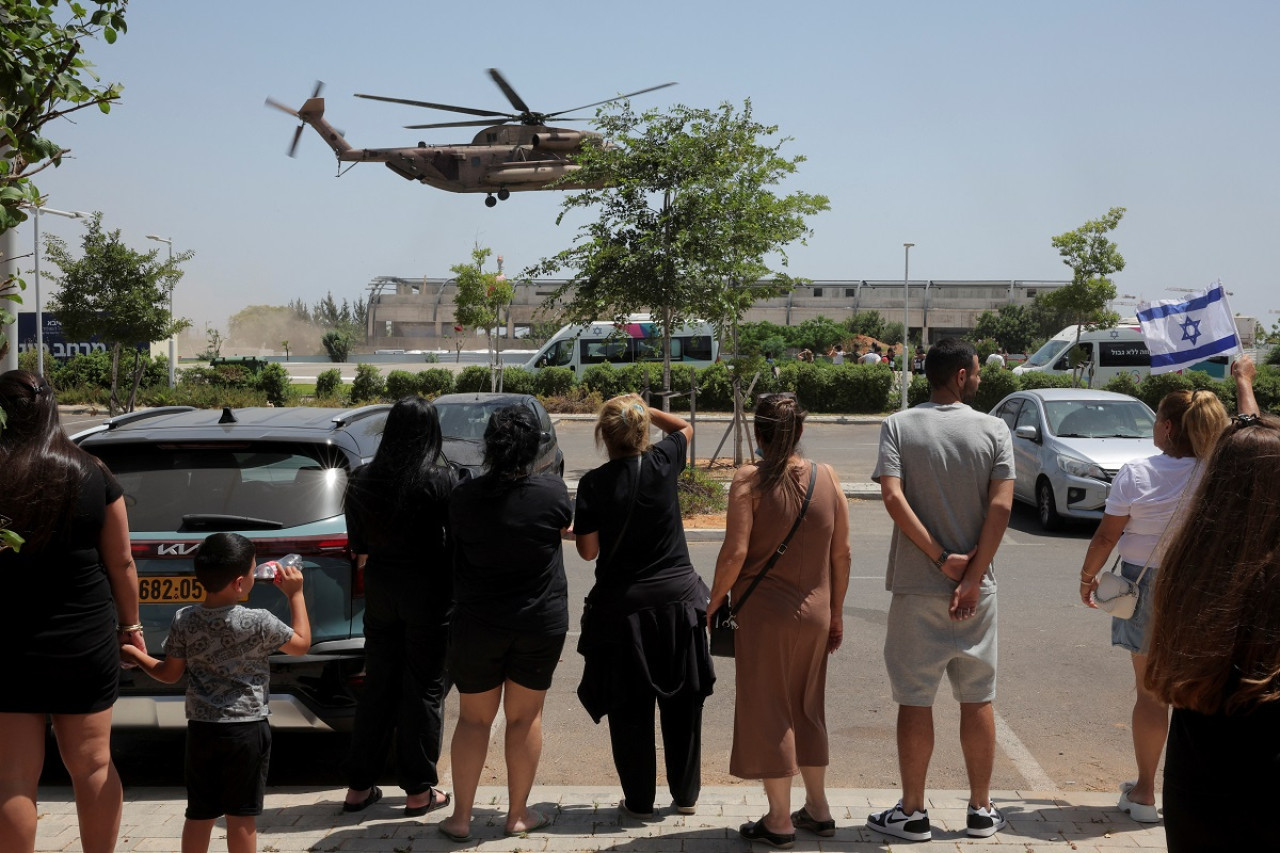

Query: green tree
970;304;1039;352
844;310;887;341
787;316;846;353
320;329;351;363
43;214;191;414
452;246;513;390
0;0;127;384
1040;207;1127;383
530;99;828;402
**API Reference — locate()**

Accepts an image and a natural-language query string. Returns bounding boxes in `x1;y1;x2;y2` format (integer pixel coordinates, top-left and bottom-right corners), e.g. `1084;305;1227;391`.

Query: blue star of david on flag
1136;283;1241;375
1178;316;1202;346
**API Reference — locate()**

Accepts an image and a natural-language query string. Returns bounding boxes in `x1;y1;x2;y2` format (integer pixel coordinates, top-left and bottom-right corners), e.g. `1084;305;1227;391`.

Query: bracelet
1079;576;1097;584
117;623;144;633
933;549;952;569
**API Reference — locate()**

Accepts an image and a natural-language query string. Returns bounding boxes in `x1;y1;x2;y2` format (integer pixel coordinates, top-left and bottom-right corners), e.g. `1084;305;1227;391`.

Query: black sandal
739;817;796;849
342;786;382;813
404;786;451;817
791;806;836;837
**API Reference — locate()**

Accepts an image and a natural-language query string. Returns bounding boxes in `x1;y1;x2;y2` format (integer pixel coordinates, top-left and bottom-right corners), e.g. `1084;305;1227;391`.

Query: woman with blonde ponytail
708;393;851;848
1075;367;1247;823
572;395;714;819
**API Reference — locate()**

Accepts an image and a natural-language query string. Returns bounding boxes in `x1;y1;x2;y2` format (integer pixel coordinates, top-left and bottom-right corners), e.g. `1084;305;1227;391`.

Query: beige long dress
728;460;849;778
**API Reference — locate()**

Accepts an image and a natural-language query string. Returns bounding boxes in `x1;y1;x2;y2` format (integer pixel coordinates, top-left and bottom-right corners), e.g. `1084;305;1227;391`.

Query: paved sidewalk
35;785;1168;852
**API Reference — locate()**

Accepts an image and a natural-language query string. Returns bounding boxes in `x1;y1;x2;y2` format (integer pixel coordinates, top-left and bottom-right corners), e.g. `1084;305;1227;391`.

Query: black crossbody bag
709;463;817;658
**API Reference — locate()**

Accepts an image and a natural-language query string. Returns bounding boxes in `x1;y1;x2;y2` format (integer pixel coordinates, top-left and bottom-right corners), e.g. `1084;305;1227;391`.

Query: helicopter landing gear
497;187;510;201
484;194;497;208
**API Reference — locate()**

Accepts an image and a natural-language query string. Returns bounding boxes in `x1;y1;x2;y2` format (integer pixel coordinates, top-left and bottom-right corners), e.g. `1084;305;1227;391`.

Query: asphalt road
50;418;1134;796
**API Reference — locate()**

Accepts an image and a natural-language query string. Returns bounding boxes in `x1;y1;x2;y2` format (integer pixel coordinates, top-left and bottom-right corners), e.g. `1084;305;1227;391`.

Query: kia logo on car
156;542;201;556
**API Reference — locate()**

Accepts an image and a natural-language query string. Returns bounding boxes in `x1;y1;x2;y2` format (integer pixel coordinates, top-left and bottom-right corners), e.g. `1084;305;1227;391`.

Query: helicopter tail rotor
264;81;324;158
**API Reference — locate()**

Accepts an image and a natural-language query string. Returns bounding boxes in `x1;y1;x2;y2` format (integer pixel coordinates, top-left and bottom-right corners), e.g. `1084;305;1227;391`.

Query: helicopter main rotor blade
488;68;531;115
548;81;678;118
404;119;513;130
355;92;509;119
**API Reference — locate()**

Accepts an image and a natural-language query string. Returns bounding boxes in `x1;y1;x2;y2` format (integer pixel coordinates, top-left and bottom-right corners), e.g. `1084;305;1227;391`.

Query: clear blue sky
27;0;1280;333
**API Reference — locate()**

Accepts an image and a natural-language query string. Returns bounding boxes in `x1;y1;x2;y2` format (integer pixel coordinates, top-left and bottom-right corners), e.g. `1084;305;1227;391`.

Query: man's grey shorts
884;593;997;706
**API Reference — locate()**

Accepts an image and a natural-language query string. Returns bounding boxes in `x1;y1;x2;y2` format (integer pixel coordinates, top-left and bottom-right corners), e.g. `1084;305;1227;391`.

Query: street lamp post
901;242;914;412
20;203;90;377
146;234;176;387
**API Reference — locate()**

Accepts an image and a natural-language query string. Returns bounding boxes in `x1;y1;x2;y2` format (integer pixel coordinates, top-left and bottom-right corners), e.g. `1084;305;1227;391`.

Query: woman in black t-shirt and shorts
438;405;571;842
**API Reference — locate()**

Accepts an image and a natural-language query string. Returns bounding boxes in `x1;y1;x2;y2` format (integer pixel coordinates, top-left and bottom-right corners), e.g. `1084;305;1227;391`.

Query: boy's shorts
448;618;566;693
884;593;998;706
185;719;272;820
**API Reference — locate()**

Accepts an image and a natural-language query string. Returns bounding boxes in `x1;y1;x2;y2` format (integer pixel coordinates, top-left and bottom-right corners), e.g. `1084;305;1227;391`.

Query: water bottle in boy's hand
254;553;302;582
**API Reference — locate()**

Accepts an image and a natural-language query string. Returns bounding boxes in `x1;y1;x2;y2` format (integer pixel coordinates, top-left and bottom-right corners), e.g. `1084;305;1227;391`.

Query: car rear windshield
437;399;532;440
88;443;350;532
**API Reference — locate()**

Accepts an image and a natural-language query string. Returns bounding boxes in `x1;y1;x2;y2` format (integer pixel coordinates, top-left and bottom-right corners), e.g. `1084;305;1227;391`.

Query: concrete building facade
364;276;1072;350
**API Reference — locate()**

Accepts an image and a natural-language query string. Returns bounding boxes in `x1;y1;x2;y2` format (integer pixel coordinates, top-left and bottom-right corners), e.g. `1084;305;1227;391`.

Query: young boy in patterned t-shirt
123;532;311;853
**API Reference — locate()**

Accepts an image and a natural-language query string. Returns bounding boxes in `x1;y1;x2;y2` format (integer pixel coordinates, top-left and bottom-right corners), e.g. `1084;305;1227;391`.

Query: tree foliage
452;246;513;390
1040;207;1126;333
0;0;128;373
530;99;828;392
42;214;190;413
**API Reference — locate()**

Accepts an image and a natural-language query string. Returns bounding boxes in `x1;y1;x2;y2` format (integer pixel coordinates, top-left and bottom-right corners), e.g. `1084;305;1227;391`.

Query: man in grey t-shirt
866;338;1015;843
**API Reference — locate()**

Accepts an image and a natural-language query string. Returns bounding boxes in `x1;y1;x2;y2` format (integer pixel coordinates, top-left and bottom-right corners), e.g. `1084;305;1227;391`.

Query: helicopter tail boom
295;98;353;156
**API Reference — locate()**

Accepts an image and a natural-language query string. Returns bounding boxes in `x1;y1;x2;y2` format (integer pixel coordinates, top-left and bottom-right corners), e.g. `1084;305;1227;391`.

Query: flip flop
405;786;451;817
505;808;552;836
342;786;383;813
437;823;472;843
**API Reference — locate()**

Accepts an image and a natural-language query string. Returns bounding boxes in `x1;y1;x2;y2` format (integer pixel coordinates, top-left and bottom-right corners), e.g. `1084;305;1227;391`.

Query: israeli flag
1136;282;1241;375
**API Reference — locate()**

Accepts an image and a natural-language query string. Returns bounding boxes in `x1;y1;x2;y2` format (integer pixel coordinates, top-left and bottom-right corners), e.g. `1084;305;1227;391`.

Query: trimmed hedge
418;368;455;397
315;368;343;400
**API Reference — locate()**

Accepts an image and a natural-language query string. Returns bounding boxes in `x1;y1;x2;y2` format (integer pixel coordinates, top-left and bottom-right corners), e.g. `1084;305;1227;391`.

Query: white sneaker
1117;782;1160;823
867;800;931;842
966;802;1007;837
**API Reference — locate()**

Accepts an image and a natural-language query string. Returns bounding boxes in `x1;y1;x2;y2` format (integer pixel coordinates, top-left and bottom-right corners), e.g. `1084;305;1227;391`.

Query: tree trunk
108;344;122;416
126;348;144;413
661;305;672;413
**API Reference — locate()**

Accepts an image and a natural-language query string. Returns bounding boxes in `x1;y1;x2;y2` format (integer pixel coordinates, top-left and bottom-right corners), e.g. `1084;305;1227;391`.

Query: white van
1013;325;1152;385
524;315;719;375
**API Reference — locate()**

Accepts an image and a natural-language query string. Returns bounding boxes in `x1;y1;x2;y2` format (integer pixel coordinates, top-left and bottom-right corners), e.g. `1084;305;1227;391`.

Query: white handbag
1092;559;1142;620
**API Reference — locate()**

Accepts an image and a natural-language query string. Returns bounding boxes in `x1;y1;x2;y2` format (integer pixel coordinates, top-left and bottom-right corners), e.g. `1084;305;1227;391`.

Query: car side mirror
1015;424;1039;442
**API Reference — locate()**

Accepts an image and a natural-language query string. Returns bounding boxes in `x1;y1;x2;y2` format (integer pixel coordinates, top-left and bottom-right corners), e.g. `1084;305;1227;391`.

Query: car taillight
351;559;365;600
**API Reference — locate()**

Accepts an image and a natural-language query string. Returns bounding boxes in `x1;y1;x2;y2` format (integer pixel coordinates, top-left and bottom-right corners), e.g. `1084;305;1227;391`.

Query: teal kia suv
74;405;392;732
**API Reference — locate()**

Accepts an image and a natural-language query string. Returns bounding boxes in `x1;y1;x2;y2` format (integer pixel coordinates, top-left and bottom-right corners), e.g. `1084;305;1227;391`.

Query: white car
989;389;1157;530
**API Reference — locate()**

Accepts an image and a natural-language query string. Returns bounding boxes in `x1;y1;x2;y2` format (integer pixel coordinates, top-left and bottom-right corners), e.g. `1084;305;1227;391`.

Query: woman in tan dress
708;393;851;849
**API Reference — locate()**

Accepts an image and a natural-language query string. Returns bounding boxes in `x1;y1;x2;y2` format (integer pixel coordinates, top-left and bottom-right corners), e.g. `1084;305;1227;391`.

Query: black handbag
709;463;817;658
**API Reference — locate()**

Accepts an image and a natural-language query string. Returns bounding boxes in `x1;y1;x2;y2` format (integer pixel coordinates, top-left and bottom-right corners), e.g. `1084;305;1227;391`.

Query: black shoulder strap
731;462;818;616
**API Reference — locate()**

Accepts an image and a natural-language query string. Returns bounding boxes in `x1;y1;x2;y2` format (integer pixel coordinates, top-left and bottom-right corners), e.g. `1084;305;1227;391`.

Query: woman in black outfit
1;370;143;853
573;394;715;819
438;405;571;841
341;396;455;817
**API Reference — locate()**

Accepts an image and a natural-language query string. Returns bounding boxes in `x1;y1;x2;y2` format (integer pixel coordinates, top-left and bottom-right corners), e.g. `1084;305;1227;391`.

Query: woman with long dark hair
1144;406;1279;850
1;370;142;853
341;396;456;816
708;393;851;849
573;394;715;819
1076;385;1231;822
438;405;571;841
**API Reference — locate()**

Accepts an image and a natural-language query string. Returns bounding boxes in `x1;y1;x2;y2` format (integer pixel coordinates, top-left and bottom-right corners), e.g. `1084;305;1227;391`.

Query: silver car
989;389;1157;530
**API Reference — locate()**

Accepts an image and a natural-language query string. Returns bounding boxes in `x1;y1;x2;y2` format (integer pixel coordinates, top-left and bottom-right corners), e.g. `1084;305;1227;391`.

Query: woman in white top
1077;385;1232;823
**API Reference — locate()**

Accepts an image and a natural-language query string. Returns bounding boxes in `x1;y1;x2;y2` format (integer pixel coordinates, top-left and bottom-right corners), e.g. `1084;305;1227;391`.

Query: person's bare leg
0;713;47;853
224;815;257;853
438;687;501;839
897;705;934;815
501;680;550;834
1127;653;1168;806
760;777;795;834
51;710;122;853
959;702;996;808
181;818;216;853
798;765;831;822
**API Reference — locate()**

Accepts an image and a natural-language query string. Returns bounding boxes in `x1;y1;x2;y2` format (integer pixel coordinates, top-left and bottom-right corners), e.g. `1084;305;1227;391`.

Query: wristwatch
933;549;952;569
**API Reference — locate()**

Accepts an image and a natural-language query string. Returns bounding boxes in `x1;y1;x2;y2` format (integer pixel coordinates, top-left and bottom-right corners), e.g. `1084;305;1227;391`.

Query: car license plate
139;575;207;603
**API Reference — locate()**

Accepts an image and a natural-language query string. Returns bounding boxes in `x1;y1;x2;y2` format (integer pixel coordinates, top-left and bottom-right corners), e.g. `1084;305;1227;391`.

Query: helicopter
265;70;675;207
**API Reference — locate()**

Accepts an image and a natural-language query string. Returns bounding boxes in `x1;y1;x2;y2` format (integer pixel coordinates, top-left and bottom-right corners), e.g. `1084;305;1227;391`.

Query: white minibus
1013;324;1232;385
524;316;719;375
